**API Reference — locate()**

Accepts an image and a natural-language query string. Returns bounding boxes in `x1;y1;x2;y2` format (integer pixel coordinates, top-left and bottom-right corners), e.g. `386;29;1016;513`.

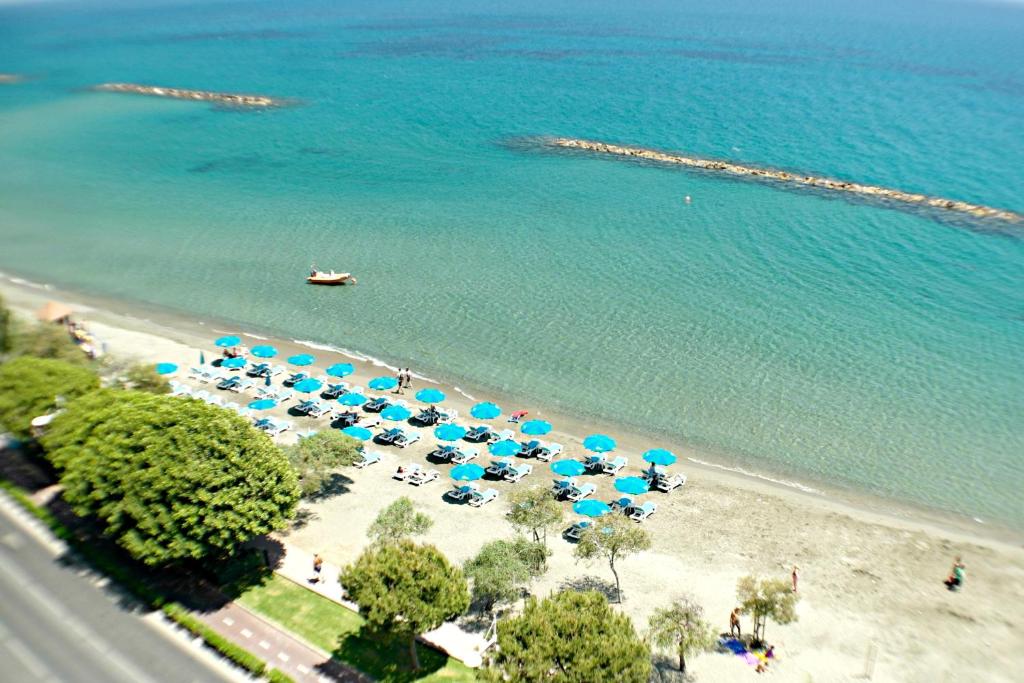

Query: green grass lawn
236;574;478;683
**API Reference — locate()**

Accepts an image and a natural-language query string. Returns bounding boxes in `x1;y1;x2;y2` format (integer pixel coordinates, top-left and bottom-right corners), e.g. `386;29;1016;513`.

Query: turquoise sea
1;0;1022;527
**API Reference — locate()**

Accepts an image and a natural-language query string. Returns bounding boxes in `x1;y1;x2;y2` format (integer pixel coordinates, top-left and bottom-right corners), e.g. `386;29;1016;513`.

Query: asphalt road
0;502;244;683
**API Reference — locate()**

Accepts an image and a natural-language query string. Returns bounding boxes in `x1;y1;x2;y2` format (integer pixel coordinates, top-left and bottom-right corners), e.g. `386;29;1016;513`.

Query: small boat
307;267;357;286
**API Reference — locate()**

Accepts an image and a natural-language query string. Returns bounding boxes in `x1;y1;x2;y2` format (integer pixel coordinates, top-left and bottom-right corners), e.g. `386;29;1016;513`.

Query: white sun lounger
552;478;577;497
655;473;686;492
192;389;212;402
450;447;479;465
518;440;541;457
534;442;562;462
583;454;606;472
505;464;533;483
488;429;515;444
408;468;440;486
354;451;382;468
323;382;349;399
564;519;591;541
468;488;498;507
601;456;628;475
567;483;596;502
466;425;494;442
446;483;480;501
394;430;420;448
170;381;192;397
393;463;421;481
485;460;512;477
629;501;658;521
307;401;334;419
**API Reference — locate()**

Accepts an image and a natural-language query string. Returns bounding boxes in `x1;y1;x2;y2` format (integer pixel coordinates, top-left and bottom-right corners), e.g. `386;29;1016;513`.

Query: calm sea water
1;0;1022;527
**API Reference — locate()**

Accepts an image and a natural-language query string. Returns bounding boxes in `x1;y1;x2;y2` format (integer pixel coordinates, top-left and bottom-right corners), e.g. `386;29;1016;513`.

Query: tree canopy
506;485;563;545
464;537;549;612
118;363;171;395
0;356;98;439
11;322;92;366
736;575;799;645
367;496;433;544
574;514;651;603
647;596;717;673
0;293;11;355
340;540;469;670
486;590;651;683
41;390;299;565
285;430;363;497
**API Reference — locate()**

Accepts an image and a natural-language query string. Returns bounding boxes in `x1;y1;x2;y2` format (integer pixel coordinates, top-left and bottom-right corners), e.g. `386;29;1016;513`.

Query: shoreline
1;272;1019;549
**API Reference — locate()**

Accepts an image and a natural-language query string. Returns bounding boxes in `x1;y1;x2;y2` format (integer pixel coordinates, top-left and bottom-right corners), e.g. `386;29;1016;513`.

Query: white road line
297;664;311;674
277;652;289;662
240;628;253;638
258;640;271;650
3;635;55;680
222;617;235;627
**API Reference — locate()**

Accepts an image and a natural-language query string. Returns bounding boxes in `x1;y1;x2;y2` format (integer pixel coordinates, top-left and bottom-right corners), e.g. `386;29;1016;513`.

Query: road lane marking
258;640;271;650
297;664;311;674
222;617;235;626
277;652;289;662
240;628;253;638
3;634;55;680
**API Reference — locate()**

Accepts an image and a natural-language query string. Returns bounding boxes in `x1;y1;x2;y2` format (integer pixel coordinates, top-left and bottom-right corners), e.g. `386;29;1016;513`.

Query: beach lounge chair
408;468;440;486
446;483;480;501
629;501;658;521
488;429;516;444
223;401;241;412
207;395;225;406
253;417;272;430
564;519;591;541
534;442;562;462
505;464;533;483
262;418;292;437
465;425;494;442
246;363;269;378
583;454;606;472
284;372;309;387
435;407;458;425
323;382;349;399
394;429;420;448
274;389;295;404
642;465;667;484
414;408;440;426
335;411;360;427
655;473;686;492
450;447;479;464
354;451;382;468
429;444;459;461
192;389;212;402
485;460;513;478
552;478;577;498
198;368;225;384
468;488;499;507
518;440;541;457
363;397;391;413
307;401;334;419
227;378;254;393
609;496;633;512
393;463;421;481
567;483;596;502
188;366;204;380
170;381;192;397
378;428;401;444
361;416;382;430
508;410;528;424
295;399;316;415
601;456;627;475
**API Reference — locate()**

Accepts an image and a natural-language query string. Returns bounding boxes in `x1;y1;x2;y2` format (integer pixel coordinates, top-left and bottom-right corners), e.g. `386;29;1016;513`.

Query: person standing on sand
791;566;799;593
394;369;404;394
312;554;323;584
729;608;742;639
403;368;413;389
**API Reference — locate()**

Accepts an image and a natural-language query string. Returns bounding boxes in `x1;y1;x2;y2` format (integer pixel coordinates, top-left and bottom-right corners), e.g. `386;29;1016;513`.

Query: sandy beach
3;278;1022;683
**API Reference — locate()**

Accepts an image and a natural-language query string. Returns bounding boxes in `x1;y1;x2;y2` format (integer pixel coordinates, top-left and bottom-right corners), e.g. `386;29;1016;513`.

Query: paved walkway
196;602;367;683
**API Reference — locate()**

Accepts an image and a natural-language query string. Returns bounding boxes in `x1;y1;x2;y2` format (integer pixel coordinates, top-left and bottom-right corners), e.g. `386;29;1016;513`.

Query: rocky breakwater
0;74;24;84
92;83;287;108
550;138;1022;224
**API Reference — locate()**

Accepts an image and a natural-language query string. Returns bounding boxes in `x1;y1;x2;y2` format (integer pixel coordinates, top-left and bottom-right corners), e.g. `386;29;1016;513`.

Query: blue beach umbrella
573;500;612;518
369;376;398;391
381;405;412;421
489;440;521;457
155;362;178;375
341;426;372;441
215;335;241;348
583;434;616;453
450;463;485;481
642;448;677;466
470;402;501;420
338;392;368;407
287;353;316;366
416;388;446;404
251;345;278;358
550;459;585;477
520;419;552;436
614;476;650;495
434;424;468;442
248;399;277;411
327;363;355;378
293;378;324;393
222;357;247;369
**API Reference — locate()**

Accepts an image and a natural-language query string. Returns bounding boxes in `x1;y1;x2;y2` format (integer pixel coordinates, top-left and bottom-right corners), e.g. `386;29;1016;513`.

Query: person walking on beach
403;368;412;389
944;556;965;591
729;608;742;639
394;369;404;394
791;566;799;593
311;553;323;584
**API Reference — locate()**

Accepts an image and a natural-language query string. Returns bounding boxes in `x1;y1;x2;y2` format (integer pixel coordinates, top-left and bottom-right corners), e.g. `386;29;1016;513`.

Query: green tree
736;575;799;645
647;596;717;673
464;537;549;612
574;514;651;604
0;356;98;439
486;590;651;683
12;322;91;366
367;496;433;544
506;484;563;546
0;293;11;355
340;540;469;670
120;363;171;394
285;430;363;497
41;390;298;565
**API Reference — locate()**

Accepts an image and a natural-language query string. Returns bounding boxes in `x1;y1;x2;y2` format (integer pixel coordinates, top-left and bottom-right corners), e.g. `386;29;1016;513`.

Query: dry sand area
3;281;1023;682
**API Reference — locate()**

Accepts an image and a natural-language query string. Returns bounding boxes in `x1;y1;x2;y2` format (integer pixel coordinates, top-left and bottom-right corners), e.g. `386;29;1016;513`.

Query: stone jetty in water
549;137;1022;224
92;83;287;108
0;74;23;84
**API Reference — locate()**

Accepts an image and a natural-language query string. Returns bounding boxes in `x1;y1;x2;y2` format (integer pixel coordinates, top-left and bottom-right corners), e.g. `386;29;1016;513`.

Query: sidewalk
196;602;366;683
259;539;491;668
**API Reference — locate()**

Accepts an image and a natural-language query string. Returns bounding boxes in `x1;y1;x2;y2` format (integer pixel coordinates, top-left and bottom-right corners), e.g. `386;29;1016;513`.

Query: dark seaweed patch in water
341;33;514;59
299;147;346;157
188;155;285;174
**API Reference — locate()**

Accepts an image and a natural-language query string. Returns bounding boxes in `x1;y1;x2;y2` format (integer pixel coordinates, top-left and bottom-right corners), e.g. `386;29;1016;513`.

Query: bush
367;496;433;543
465;537;549;611
120;363;171;394
163;603;267;676
0;293;11;355
284;430;363;497
11;322;92;366
266;669;296;683
42;390;299;565
0;356;99;439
